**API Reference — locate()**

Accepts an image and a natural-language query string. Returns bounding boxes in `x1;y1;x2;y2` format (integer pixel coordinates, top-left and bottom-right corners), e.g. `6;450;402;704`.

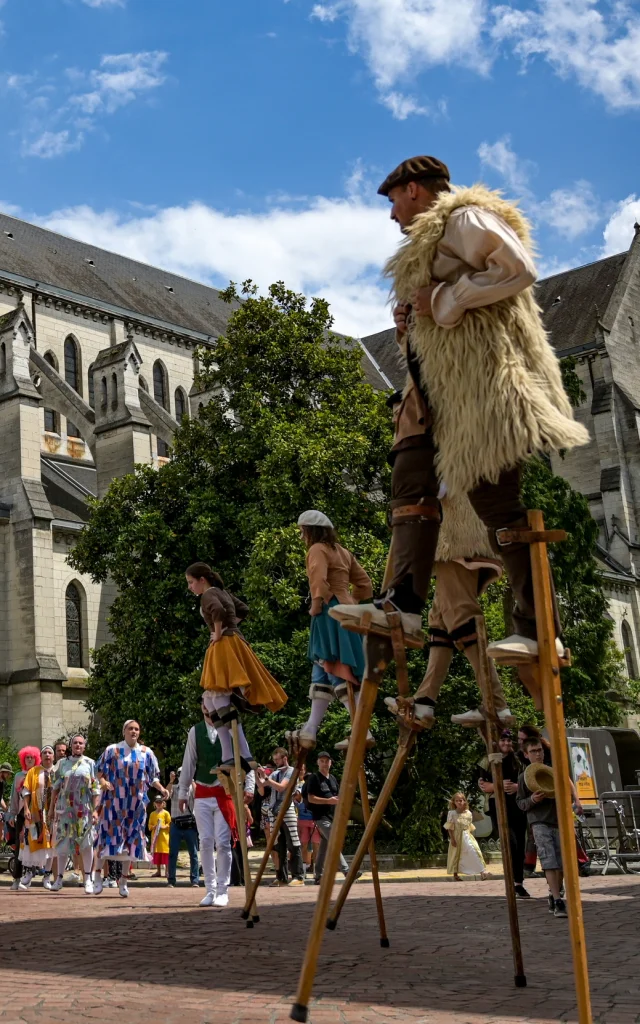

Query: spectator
303;752;350;884
444;792;490;881
295;774;321;880
0;762;13;813
54;741;69;764
517;725;552;878
478;730;530;898
516;737;582;918
257;748;304;887
167;769;200;888
149;796;171;878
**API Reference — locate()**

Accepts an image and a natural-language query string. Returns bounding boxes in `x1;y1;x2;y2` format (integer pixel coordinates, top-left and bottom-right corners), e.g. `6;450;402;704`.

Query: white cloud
311;3;341;20
380;91;428;119
477;135;534;194
537;180;601;240
71;52;168;115
492;0;640;110
602;194;640;256
23;129;84;159
33;193;398;337
80;0;125;7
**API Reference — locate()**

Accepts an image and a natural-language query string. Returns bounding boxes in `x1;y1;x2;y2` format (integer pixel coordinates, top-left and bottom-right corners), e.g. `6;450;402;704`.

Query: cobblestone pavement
0;873;638;1023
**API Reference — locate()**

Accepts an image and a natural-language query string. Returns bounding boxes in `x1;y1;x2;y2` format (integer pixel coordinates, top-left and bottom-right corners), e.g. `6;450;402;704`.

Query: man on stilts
331;156;589;696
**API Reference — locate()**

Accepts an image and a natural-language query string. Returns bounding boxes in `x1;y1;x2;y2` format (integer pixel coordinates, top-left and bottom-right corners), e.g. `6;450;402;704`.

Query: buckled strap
392;500;441;525
429;626;454;649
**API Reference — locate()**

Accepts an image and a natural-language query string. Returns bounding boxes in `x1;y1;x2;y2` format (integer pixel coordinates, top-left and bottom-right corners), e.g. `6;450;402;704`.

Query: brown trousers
413;561;507;711
388;438;560;640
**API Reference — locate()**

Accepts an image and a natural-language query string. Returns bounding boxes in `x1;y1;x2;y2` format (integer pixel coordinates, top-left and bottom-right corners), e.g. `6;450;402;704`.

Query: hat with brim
154;794;165;802
0;762;14;774
524;762;555;797
317;751;332;760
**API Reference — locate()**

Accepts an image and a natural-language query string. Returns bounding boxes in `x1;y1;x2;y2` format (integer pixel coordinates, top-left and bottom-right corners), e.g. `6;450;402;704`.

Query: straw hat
524;762;555;797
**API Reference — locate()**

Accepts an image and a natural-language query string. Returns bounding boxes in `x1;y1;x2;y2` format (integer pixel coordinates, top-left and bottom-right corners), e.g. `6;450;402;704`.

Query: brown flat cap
377;155;450;196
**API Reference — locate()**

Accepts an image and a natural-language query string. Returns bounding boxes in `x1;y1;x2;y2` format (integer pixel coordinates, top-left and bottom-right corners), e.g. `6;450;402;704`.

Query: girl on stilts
445;792;491;881
186;562;287;769
291;511;374;751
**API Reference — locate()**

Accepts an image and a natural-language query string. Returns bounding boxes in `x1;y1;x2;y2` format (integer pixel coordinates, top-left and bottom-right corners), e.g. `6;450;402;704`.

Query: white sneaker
329;603;423;644
93;875;104;895
450;707;514;726
18;873;33;890
214;892;229;907
84;878;94;895
105;878;117;888
50;876;64;892
68;871;82;884
285;727;317;751
487;634;564;661
42;874;53;890
119;881;129;898
334;730;375;752
10;880;20;891
200;890;216;907
384;696;434;722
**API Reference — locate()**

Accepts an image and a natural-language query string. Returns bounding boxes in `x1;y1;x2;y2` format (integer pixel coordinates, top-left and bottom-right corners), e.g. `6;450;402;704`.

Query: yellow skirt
200;633;287;712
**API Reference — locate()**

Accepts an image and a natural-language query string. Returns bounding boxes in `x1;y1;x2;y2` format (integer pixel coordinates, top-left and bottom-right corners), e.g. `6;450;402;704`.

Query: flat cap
297;510;334;528
377;155;450;196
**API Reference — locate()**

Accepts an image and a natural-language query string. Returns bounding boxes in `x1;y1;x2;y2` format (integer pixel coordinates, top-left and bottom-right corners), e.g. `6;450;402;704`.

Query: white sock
302;696;333;735
217;723;233;761
235;721;252;760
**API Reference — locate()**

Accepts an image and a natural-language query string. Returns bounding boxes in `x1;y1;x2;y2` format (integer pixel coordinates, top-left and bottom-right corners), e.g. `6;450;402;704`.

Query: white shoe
450;707;514;726
84;878;94;895
18;873;33;890
50;876;64;892
334;729;375;752
200;891;216;907
214;892;229;907
10;880;20;891
119;881;129;898
93;876;104;895
285;728;317;751
42;874;53;890
68;871;82;884
384;696;434;722
105;878;117;888
329;603;423;644
487;634;564;661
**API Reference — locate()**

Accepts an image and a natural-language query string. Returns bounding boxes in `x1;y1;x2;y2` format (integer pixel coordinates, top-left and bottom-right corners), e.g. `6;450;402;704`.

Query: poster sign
568;736;598;805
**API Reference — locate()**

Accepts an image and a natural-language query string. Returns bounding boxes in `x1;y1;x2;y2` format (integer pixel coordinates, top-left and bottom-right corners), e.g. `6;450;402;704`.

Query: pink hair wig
18;746;41;772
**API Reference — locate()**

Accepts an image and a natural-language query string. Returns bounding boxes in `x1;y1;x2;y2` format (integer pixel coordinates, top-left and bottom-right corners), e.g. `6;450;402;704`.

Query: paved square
1;873;638;1023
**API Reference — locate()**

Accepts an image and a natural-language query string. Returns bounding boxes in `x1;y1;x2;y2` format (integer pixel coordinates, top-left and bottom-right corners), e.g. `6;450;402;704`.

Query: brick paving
0;872;638;1023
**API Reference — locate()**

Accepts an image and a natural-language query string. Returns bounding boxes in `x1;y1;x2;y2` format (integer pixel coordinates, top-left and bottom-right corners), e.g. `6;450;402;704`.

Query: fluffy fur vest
435;493;493;562
385;185;590;497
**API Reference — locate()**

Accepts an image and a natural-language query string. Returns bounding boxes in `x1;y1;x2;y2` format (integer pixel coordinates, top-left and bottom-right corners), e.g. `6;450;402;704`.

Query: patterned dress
95;742;160;862
52;755;101;856
20;766;54;868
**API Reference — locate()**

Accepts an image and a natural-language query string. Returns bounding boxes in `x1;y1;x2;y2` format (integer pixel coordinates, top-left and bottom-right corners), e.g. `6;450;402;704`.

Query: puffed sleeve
306;544;331;602
431;207;537;328
200;587;224;628
443;809;456;830
349;554;373;603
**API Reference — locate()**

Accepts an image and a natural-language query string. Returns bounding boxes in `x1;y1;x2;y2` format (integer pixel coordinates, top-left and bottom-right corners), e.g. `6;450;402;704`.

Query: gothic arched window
153;361;168;409
622;620;637;678
65;583;83;669
88;363;95;409
175;387;187;422
64;336;81;438
43;351;59;433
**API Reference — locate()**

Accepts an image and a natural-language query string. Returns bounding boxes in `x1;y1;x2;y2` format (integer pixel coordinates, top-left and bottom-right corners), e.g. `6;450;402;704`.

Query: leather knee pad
308;682;335;702
333;680;349;702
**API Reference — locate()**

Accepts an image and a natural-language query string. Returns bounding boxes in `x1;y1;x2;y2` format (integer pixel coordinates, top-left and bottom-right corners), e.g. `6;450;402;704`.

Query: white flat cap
297;509;334;528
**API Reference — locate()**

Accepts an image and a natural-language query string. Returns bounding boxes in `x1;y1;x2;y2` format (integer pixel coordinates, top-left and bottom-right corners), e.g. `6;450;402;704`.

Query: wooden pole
327;728;415;930
346;681;389;947
230;717;259;926
241;748;307;920
476;616;526;987
291;677;378;1023
528;509;593;1024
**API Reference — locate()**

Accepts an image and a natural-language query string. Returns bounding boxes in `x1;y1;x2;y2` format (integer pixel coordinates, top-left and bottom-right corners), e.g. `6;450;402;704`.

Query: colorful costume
445;808;486;876
149;808;171;865
95;741;161;861
20;764;54;870
52;754;100;873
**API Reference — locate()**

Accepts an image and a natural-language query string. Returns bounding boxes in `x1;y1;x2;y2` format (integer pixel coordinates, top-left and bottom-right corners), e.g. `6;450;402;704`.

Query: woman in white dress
445;792;490;881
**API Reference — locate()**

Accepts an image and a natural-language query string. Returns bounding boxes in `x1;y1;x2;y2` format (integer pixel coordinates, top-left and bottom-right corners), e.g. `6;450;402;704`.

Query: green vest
194;720;223;785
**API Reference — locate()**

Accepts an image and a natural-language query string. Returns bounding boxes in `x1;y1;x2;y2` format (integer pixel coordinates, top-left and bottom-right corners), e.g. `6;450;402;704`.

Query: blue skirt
307;598;365;681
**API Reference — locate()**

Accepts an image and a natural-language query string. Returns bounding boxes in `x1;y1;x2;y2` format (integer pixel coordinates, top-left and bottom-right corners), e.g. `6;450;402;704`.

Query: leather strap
392;501;441;524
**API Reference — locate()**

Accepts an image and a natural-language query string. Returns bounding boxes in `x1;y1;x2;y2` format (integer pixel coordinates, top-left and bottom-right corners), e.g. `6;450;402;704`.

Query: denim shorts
311;662;344;688
531;822;562;871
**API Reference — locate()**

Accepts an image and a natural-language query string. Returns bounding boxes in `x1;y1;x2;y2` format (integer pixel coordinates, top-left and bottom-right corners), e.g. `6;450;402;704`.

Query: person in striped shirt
257;748;304;886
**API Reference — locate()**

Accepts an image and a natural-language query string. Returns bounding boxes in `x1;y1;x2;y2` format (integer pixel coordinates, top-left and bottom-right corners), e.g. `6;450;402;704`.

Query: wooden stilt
327;726;416;929
345;681;389;947
241;747;307;919
475;616;526;987
527;510;593;1024
230;717;259;926
291;676;379;1023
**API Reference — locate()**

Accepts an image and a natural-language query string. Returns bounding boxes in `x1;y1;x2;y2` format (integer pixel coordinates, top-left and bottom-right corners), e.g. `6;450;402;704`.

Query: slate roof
535;253;627;356
41;455;96;525
359;327;406;391
0;212;234;339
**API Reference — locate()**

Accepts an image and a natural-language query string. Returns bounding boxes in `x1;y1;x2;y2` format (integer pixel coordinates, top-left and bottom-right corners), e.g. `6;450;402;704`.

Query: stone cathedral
1;212;639;746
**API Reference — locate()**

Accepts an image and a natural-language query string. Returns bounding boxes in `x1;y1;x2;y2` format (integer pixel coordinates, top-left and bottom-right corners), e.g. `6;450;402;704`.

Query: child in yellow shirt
149;796;171;878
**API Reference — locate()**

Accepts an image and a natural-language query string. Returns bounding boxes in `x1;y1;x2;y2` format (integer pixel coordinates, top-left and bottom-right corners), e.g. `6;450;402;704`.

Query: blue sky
1;0;639;335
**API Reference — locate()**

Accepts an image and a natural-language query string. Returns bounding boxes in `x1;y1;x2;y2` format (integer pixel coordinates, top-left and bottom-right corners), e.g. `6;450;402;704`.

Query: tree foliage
69;283;623;851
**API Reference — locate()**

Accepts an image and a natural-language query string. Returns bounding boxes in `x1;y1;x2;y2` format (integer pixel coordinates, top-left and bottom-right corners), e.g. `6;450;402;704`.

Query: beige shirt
306;543;373;605
429;206;537;328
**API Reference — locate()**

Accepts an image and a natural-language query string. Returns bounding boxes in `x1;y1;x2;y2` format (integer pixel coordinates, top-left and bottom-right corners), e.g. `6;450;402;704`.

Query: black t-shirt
480;752;526;825
305;771;339;821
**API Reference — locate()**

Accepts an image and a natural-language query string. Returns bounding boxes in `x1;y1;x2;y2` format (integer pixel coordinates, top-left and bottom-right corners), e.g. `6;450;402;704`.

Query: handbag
173;813;197;831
